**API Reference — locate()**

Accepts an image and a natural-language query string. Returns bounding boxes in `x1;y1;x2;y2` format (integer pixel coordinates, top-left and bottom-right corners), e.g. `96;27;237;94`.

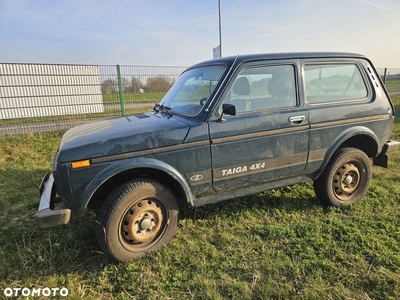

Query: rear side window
304;63;368;104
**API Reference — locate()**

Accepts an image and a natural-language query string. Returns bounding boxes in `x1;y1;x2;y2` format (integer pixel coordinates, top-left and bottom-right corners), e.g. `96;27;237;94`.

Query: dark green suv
35;52;399;262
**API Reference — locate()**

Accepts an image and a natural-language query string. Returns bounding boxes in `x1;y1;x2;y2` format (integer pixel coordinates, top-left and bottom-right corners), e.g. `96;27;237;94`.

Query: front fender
317;126;379;177
77;157;194;214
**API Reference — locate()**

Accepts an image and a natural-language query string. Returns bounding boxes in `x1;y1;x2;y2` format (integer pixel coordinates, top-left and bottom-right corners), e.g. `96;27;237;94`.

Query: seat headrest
232;77;250;96
268;72;292;97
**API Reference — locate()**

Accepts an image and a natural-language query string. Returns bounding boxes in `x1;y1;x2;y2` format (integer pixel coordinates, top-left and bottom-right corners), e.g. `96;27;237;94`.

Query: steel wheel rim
333;161;362;201
120;198;165;249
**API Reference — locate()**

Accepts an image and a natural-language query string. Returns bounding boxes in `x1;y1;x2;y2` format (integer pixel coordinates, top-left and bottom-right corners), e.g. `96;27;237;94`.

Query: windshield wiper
153;103;173;117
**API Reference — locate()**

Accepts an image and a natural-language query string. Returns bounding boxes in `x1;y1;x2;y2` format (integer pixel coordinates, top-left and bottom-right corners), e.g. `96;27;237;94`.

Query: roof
190;52;368;69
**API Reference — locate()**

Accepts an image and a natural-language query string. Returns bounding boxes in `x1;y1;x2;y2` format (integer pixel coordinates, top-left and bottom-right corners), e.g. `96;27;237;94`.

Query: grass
0;91;163;127
385;80;400;93
0;107;152;126
0;96;399;299
102;92;167;104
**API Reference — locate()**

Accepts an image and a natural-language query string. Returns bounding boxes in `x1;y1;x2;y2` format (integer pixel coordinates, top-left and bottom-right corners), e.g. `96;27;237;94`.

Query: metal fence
0;64;399;136
0;63;187;136
376;68;400;83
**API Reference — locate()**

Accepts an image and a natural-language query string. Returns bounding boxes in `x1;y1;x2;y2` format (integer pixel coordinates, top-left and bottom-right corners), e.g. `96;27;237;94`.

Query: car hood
57;113;190;163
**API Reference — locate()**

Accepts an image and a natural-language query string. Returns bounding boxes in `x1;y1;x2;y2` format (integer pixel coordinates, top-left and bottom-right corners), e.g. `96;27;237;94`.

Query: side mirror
217;103;236;122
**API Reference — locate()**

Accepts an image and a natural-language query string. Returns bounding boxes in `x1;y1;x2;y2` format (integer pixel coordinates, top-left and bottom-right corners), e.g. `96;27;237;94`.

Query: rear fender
315;126;379;178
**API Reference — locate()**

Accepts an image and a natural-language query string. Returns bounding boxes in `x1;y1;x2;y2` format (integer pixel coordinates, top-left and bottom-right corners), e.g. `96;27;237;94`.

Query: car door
208;61;310;192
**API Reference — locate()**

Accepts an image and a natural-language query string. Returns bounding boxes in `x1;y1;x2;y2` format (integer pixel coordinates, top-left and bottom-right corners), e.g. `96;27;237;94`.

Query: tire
313;147;372;206
95;179;178;262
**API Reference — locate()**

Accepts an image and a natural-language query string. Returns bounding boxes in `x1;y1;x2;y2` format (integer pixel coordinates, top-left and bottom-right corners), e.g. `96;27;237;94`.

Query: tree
120;77;130;93
145;76;173;93
101;79;118;94
125;76;143;93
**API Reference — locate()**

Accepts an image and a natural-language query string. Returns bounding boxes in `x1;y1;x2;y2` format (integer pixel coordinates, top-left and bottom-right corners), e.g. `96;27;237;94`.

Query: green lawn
0;97;399;299
385;80;400;93
102;92;167;104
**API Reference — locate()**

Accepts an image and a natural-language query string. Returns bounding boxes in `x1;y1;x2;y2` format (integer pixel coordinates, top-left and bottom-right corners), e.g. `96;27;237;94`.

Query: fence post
116;64;125;116
383;68;387;85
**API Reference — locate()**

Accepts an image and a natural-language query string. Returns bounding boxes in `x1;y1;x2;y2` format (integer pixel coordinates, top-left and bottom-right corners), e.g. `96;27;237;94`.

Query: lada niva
35;52;399;262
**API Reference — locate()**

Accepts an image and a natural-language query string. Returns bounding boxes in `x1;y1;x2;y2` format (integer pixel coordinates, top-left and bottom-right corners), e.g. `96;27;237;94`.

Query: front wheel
313;147;372;206
95;179;178;262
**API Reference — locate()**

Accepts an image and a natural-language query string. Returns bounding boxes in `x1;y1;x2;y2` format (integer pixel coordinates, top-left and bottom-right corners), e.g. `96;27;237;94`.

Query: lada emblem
190;174;203;182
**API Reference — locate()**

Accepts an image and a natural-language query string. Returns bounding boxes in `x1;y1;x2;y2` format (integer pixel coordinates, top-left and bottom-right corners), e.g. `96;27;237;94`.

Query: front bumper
34;173;71;228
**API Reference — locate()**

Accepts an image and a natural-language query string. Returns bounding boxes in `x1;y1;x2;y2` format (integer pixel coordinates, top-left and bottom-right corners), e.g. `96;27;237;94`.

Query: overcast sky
0;0;399;68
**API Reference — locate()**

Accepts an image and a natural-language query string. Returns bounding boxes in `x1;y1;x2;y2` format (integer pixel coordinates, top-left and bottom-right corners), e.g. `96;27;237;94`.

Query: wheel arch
315;126;379;179
79;158;193;215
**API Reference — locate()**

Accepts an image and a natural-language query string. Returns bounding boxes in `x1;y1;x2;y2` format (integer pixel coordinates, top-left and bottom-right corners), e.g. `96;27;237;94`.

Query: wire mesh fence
0;64;399;136
0;63;187;136
377;68;400;100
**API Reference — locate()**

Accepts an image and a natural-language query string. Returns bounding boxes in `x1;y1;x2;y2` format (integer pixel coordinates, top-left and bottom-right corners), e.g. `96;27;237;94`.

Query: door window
223;65;297;113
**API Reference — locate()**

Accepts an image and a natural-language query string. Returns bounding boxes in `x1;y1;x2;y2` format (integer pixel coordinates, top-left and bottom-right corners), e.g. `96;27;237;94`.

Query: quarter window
304;64;368;104
223;65;296;113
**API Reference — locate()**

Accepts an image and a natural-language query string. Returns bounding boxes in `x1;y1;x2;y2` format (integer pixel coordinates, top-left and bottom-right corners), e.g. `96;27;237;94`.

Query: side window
223;65;296;113
304;63;368;104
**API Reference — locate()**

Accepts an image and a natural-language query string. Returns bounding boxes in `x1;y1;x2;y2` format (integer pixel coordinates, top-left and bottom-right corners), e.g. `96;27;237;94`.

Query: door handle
289;115;305;124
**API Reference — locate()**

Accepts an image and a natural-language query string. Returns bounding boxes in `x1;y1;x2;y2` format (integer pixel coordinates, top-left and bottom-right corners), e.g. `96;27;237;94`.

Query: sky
0;0;399;68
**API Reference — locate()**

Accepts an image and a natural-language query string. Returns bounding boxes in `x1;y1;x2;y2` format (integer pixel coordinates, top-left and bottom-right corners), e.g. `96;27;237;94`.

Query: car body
35;52;399;262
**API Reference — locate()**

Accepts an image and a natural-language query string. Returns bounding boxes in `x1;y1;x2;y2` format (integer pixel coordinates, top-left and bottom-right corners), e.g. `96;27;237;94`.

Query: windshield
159;64;226;116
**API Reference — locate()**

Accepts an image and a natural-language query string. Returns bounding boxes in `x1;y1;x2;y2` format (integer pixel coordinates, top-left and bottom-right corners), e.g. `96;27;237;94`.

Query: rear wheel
95;179;178;262
314;147;372;206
